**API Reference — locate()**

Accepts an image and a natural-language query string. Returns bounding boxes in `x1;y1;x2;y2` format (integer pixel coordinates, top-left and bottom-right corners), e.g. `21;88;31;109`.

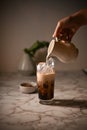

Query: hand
53;16;80;42
53;9;87;42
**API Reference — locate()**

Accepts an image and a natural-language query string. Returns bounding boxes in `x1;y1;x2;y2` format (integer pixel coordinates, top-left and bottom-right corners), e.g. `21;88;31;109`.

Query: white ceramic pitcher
47;38;79;63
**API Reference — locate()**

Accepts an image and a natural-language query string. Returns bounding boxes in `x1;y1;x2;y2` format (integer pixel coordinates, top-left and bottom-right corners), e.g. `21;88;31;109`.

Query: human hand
52;16;80;42
53;9;87;42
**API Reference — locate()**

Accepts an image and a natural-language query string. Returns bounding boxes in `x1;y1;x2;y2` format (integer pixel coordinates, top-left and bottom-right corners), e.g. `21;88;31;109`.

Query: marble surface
0;71;87;130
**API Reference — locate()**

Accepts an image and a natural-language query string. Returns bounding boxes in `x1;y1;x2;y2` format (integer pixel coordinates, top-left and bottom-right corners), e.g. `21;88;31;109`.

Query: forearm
71;9;87;27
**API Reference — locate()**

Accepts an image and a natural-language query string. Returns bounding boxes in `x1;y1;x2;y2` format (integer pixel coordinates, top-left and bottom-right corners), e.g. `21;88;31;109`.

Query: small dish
19;82;37;94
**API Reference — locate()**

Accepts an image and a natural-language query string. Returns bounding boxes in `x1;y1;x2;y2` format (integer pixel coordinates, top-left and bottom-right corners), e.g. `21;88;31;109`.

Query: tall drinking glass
37;61;55;104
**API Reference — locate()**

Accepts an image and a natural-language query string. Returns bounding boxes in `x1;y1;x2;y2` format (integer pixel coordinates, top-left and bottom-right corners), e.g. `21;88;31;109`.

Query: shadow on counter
40;99;87;109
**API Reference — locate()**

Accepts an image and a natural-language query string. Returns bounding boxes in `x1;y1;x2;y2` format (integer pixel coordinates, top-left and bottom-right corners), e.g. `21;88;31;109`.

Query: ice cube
37;58;55;74
37;62;46;72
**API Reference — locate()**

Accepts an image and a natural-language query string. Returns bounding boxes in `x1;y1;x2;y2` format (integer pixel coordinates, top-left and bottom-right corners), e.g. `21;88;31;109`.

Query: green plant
24;40;49;57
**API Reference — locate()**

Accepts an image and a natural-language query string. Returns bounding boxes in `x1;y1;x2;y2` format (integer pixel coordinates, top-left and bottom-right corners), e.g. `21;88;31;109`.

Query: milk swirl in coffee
37;58;55;102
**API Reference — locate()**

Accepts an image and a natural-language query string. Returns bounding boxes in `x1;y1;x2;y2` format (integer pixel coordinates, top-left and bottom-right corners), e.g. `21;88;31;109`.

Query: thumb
52;22;62;38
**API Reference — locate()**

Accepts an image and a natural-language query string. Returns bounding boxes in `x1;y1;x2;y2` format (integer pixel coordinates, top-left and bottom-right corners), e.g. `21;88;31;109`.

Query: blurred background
0;0;87;72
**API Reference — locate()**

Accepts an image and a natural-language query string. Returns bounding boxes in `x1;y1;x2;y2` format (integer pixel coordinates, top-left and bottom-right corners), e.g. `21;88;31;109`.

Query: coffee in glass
37;58;55;104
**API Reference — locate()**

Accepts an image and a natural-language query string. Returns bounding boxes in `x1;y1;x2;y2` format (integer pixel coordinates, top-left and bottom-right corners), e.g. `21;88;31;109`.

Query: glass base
39;98;54;105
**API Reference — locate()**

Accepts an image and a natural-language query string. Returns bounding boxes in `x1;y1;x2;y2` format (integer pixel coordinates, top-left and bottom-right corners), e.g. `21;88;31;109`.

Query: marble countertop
0;71;87;130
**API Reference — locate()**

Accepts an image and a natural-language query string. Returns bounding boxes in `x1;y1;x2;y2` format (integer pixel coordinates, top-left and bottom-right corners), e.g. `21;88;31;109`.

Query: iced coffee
37;58;55;104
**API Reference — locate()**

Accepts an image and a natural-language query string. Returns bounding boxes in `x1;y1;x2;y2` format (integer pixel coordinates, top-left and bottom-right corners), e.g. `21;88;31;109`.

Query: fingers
52;21;75;42
53;24;72;42
58;28;73;42
52;22;62;38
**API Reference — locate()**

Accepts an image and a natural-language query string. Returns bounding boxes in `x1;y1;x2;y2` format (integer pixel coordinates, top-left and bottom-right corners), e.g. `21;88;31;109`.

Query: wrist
72;9;87;27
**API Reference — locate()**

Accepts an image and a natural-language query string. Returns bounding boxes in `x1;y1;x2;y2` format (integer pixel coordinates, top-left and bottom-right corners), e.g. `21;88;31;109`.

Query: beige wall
0;0;87;72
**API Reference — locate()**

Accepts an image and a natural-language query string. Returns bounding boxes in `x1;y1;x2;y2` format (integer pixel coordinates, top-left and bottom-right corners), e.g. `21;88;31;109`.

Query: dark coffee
37;71;55;101
37;80;54;100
